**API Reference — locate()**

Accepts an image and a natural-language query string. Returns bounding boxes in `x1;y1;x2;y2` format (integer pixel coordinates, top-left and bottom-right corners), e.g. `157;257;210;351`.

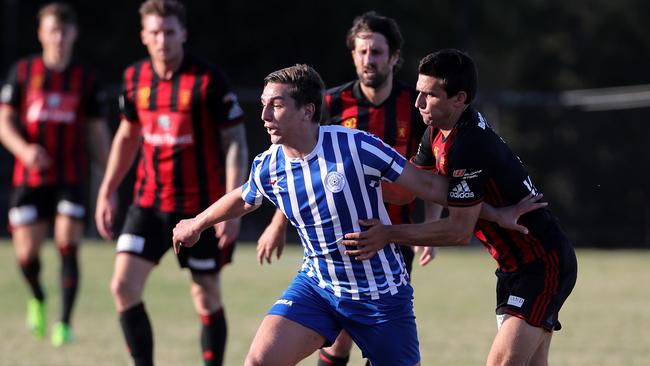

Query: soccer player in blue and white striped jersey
171;64;541;366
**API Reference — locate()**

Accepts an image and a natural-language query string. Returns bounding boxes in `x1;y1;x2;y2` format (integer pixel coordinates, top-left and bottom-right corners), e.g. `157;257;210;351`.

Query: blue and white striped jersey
242;125;410;300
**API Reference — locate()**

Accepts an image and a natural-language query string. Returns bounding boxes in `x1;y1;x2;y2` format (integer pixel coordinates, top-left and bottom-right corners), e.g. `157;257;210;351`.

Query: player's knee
110;277;139;303
488;348;529;366
191;281;222;312
243;351;266;366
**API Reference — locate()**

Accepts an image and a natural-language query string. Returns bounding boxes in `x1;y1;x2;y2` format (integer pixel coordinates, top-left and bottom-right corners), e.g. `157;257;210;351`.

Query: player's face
38;15;77;64
415;74;463;129
260;83;307;145
141;14;186;64
351;32;398;89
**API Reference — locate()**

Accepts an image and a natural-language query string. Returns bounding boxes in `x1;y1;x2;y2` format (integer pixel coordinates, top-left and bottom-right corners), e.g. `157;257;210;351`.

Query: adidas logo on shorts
449;181;475;199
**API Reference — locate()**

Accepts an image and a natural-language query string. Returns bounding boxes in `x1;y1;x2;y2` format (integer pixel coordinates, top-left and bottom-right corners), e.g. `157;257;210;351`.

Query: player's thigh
345;315;420;366
322;330;355;357
246;315;325;366
488;315;549;366
53;215;84;244
190;271;223;314
111;253;156;310
12;221;49;259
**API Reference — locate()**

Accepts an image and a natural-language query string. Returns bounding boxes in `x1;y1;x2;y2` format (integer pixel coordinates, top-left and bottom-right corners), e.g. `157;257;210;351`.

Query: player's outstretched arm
256;209;288;265
172;186;257;254
480;193;547;234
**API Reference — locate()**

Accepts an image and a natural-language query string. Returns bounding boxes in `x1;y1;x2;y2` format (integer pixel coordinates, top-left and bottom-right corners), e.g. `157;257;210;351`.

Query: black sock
58;243;79;325
317;349;350;366
200;308;227;366
365;359;371;366
19;257;45;301
119;302;154;366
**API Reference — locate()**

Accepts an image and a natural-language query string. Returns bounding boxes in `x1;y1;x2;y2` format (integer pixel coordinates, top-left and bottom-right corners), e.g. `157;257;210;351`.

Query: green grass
0;241;648;365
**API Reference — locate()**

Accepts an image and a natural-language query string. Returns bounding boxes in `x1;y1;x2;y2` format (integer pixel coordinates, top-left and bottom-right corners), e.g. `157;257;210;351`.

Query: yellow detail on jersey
138;87;151;109
341;117;357;129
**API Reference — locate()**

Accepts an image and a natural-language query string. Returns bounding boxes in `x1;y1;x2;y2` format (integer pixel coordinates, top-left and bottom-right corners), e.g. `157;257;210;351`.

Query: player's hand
214;218;240;250
497;193;548;234
95;193;117;240
414;246;437;266
256;222;286;265
342;219;390;261
173;218;202;254
21;144;51;170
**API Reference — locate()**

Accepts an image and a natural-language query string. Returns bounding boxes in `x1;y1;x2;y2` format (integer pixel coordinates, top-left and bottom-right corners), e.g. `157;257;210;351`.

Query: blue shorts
269;273;420;366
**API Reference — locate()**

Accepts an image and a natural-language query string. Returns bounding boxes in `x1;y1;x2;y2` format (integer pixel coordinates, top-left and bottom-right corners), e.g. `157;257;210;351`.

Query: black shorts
495;233;577;331
116;205;234;274
8;185;86;226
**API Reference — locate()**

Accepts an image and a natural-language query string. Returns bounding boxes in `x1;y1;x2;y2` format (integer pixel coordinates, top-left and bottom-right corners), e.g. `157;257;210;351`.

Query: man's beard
359;67;389;89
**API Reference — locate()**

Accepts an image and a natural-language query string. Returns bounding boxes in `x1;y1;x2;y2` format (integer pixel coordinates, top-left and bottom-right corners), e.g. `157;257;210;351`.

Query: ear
453;91;468;107
304;103;315;122
389;50;401;68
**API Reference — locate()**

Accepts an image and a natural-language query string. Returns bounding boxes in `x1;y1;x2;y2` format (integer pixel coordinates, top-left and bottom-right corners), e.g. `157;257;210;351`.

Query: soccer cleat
26;298;47;338
51;322;74;347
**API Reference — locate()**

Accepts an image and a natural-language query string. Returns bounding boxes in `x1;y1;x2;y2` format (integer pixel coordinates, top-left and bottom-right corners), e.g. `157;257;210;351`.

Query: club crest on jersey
341;117;357;129
179;90;192;109
325;171;346;193
397;126;407;138
157;114;171;130
138;87;151;108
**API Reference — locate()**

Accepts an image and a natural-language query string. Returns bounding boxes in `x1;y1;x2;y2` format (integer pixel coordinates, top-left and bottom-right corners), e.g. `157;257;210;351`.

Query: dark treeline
1;0;649;247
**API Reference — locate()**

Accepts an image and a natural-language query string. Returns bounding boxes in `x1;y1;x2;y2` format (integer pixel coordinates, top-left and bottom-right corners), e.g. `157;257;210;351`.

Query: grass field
0;241;648;365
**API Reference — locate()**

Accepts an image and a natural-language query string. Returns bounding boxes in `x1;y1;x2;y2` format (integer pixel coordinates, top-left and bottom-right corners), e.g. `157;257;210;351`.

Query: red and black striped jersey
120;54;244;214
324;80;426;224
412;106;571;272
0;55;102;187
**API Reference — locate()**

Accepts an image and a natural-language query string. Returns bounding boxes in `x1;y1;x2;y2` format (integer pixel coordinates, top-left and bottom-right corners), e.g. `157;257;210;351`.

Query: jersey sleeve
241;154;265;206
446;131;492;207
410;126;437;170
1;62;22;108
119;68;138;123
206;67;244;128
358;131;407;183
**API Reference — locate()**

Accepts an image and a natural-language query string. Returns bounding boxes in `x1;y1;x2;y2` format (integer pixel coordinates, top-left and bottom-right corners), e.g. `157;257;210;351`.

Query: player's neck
283;124;320;160
440;105;468;137
42;51;70;72
152;53;184;80
360;78;393;105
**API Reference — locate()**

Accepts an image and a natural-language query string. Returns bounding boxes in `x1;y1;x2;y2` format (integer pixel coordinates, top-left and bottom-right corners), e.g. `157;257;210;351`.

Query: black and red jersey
0;55;102;187
324;80;425;224
120;54;244;214
412;106;572;272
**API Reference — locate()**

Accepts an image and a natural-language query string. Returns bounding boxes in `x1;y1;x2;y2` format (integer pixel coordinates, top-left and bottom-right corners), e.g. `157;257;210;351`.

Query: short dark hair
139;0;186;28
264;64;325;123
418;49;478;104
346;11;403;68
37;2;77;25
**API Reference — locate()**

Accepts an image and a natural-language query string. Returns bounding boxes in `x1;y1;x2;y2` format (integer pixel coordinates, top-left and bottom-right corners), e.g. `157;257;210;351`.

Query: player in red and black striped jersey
344;49;577;366
94;1;248;365
256;12;441;366
0;3;111;346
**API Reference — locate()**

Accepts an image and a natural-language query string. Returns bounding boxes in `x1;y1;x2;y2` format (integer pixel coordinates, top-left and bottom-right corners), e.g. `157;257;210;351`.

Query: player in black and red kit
94;1;248;365
256;12;440;366
0;3;110;346
344;49;577;366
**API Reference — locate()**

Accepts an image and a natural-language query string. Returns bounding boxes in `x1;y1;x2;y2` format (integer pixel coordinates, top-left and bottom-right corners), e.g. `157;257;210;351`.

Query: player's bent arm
96;119;141;199
393;162;448;205
0;105;49;168
86;117;111;172
343;204;480;260
220;123;249;192
172;187;258;253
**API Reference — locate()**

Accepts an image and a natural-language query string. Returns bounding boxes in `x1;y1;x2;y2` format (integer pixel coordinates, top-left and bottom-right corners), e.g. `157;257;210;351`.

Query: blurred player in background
256;12;441;366
94;0;248;365
0;2;110;347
